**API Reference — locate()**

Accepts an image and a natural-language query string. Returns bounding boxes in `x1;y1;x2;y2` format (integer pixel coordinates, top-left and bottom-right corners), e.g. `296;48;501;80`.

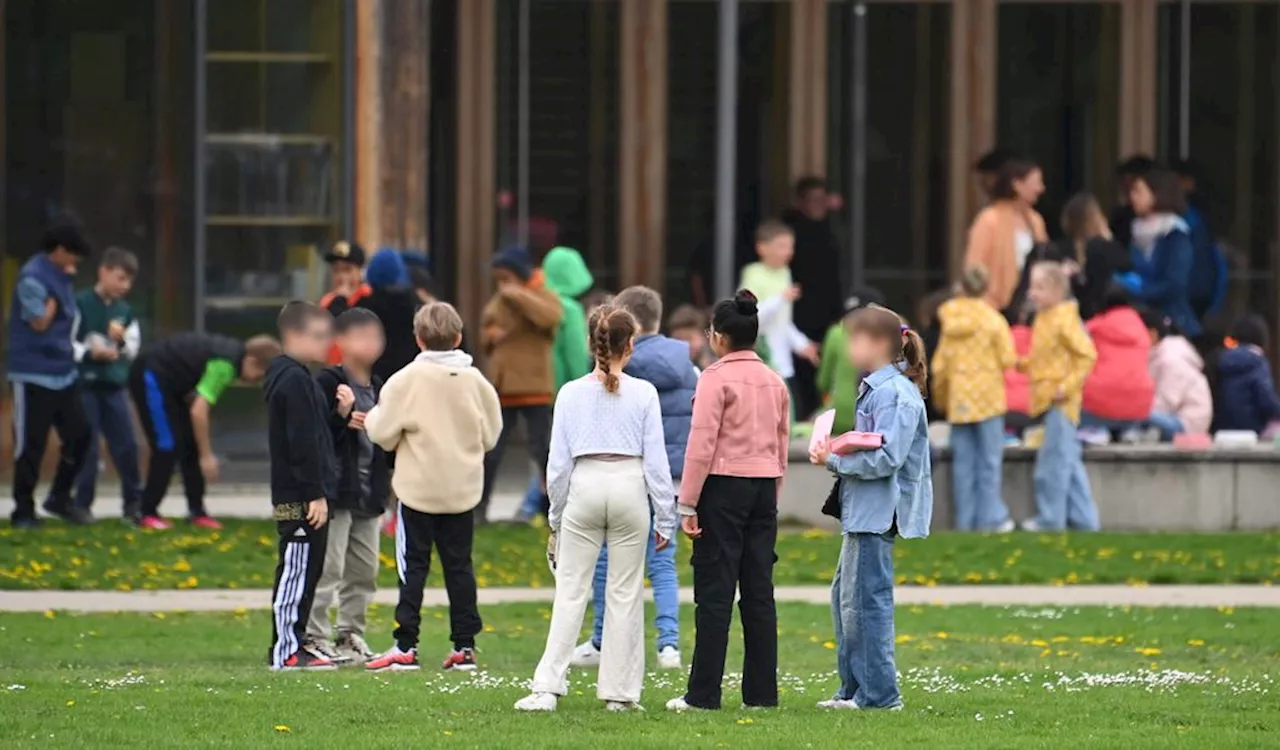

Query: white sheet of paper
809;409;836;454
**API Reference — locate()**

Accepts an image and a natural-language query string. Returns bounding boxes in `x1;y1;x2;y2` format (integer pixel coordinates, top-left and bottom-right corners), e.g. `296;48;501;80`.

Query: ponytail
900;328;928;396
589;304;639;394
847;303;929;396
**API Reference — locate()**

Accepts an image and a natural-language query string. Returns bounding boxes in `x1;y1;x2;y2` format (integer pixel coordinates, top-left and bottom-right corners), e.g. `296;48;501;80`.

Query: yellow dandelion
66;700;76;707
736;717;754;726
274;725;291;733
1187;639;1205;647
44;610;56;619
823;641;836;650
1135;647;1161;656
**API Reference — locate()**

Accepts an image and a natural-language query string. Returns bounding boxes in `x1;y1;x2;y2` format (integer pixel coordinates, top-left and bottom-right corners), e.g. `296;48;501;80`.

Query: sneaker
817;698;860;710
656;646;682;670
42;498;92;525
665;696;705;712
514;692;558;712
994;518;1016;534
365;646;420;672
442;647;477;671
138;515;173;530
336;632;375;663
605;701;644;712
189;515;223;530
571;640;602;667
1019;518;1044;533
307;638;352;665
277;644;337;671
10;515;43;530
122;502;142;526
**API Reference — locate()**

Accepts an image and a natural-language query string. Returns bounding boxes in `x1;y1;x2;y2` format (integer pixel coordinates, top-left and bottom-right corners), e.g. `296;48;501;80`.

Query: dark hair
666;304;707;333
613;285;662;333
793;176;827;197
277;300;330;333
847;305;928;395
1060;192;1105;263
1172;158;1197;180
408;266;438;299
710;290;760;351
1134;167;1187;215
1098;282;1133;313
1139;306;1175;338
588;304;639;393
1116;154;1156;178
989;158;1040;201
42;218;91;257
334;307;383;334
1230;314;1270;350
755;219;794;244
101;246;139;276
974;147;1020;174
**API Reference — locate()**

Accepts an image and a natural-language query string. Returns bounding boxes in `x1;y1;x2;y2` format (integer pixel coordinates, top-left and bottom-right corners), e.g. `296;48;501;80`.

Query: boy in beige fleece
363;302;503;672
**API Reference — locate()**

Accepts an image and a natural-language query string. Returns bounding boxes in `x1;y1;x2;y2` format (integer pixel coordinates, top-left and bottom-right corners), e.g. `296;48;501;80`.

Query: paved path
4;585;1279;613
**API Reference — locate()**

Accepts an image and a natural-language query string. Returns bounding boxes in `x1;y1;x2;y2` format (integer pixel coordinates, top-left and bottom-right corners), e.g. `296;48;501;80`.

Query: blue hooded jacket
623;334;698;480
1215;346;1280;434
1126;217;1201;337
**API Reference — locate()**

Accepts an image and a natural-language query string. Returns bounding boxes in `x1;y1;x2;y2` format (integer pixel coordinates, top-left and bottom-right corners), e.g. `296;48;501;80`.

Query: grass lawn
1;603;1276;748
2;520;1279;591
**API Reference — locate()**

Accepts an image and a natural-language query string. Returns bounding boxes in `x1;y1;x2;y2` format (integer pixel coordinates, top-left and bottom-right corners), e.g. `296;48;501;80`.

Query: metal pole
194;0;208;334
849;2;867;292
1178;0;1191;159
516;0;531;249
713;0;739;301
341;0;356;241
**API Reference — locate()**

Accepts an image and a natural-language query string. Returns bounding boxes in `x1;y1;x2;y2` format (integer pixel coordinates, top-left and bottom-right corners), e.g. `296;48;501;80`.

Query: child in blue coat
1215;315;1280;434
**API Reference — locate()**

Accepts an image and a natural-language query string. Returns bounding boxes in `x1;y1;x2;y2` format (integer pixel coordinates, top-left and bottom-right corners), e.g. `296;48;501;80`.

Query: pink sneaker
382;514;397;538
138;515;173;530
189;515;223;530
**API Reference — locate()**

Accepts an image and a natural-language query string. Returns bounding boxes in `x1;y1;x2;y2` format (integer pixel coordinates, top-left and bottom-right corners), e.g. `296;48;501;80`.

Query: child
1142;308;1211;438
128;331;280;529
932;267;1016;532
73;248;145;523
364;302;502;672
667;290;789;712
809;304;933;711
319;241;370;365
667;304;715;370
356;249;420;383
264;301;339;670
1058;193;1131;320
1079;286;1155;439
739;221;818;408
570;285;696;671
304;308;389;665
516;305;675;712
477;246;562;522
816;285;885;434
1022;262;1099;532
1215;315;1280;435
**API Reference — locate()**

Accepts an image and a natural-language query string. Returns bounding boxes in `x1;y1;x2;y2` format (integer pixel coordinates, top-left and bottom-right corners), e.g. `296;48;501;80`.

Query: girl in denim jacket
809;304;933;711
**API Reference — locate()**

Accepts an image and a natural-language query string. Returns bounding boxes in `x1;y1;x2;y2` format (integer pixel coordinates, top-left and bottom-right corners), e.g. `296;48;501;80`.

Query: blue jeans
1032;408;1100;531
519;475;547;518
831;532;900;708
1146;411;1185;441
590;520;679;650
949;416;1008;530
74;387;143;512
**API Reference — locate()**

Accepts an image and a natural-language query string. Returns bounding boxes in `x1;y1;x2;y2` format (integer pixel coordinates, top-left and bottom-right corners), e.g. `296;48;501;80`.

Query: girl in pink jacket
1141;309;1212;437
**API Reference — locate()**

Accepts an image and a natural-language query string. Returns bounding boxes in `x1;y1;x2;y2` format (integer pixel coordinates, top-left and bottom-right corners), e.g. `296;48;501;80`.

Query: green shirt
196;359;238;404
75;288;138;388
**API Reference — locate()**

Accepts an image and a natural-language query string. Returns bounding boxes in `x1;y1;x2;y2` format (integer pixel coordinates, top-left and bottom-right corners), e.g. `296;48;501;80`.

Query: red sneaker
442;647;477;671
278;645;337;671
365;646;420;672
138;515;173;530
189;515;223;530
382;514;397;538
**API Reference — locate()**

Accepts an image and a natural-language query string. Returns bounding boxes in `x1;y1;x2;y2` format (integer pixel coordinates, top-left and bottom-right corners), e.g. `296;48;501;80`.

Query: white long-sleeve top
545;372;677;539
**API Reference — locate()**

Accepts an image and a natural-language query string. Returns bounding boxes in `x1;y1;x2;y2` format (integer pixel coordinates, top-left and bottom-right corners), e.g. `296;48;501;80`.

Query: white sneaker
307;637;352;665
665;696;701;712
336;632;375;663
817;698;860;710
656;646;682;670
514;692;558;712
1020;518;1043;532
605;701;644;712
995;518;1016;533
570;640;602;667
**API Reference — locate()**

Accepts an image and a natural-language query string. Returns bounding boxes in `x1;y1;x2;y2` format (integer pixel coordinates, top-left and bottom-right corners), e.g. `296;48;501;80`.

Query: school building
2;0;1277;342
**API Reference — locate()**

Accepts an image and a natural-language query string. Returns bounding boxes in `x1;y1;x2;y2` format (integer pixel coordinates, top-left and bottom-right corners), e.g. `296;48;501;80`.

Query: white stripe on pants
272;541;310;668
531;457;649;703
12;382;26;459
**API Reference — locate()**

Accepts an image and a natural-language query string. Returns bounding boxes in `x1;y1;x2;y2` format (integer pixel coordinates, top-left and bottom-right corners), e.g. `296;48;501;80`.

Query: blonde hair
958;265;990;298
244;334;282;365
414;302;464;350
1030;260;1070;293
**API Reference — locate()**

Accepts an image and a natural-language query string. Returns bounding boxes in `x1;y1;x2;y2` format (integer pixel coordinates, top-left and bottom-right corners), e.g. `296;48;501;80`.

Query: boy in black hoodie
264;301;339;670
304;308;389;665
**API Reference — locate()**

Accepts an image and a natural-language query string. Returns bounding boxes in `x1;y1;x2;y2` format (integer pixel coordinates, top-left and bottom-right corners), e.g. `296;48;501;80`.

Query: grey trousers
306;509;381;639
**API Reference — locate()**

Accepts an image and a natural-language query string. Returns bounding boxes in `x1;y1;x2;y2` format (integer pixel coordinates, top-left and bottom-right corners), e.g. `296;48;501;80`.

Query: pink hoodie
1148;335;1212;434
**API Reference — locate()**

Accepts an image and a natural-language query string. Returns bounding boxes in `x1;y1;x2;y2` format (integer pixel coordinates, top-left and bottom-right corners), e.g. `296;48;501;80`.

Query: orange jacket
320;283;372;364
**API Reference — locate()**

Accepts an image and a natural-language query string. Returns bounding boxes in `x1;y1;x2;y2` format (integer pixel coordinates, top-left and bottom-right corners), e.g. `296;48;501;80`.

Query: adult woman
666;290;791;712
1058;193;1132;320
514;306;675;713
963;158;1049;314
1121;167;1200;338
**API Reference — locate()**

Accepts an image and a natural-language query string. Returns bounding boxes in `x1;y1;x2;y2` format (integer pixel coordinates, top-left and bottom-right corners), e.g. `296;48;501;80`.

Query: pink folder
809;409;883;455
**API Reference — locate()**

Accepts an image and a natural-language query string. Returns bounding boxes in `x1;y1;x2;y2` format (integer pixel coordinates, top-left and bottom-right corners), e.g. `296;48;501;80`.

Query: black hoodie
314;365;388;517
263;354;338;506
356;287;421;382
781;207;846;341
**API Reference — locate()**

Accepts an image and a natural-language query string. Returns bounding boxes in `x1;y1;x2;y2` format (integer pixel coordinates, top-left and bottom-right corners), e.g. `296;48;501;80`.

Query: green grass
1;603;1277;748
2;520;1279;591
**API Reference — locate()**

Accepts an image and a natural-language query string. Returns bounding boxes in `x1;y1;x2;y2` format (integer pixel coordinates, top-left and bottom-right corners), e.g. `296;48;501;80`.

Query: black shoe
10;515;43;530
122;502;142;525
44;498;93;525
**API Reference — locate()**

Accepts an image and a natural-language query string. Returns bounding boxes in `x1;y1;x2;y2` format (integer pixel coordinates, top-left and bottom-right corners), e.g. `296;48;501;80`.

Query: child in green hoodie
815;286;885;434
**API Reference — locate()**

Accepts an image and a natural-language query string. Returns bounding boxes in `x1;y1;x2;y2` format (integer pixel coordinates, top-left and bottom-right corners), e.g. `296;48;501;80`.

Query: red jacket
1004;325;1033;415
1082;307;1155;420
320;284;372;364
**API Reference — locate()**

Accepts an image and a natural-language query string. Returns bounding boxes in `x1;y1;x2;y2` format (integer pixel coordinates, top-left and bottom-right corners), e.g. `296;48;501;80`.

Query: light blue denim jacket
824;364;933;538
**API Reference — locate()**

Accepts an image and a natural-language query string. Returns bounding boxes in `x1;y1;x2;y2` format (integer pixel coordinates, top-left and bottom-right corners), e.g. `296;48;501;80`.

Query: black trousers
10;381;90;521
685;476;779;709
127;365;206;518
476;404;551;521
393;503;482;652
790;357;821;421
269;514;328;667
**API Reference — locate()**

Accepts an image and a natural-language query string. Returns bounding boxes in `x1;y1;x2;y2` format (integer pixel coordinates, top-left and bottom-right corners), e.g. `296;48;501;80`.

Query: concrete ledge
781;441;1280;532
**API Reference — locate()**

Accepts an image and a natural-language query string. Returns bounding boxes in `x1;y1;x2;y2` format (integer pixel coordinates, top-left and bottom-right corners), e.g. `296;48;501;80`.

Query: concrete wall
781;442;1280;532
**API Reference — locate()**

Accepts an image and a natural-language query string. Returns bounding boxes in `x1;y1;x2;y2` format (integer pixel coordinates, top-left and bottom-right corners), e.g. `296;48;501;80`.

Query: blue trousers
1146;411;1185;441
1032;408;1100;531
589;520;680;650
74;387;143;512
831;532;900;708
949;416;1009;530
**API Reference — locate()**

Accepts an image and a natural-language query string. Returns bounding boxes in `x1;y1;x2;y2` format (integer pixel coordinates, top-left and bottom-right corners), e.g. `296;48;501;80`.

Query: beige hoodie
364;350;503;514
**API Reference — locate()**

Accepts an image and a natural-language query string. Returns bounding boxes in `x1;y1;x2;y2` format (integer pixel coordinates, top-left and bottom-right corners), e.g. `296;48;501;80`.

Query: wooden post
947;0;996;278
355;0;383;250
619;0;668;290
455;0;496;335
154;0;179;334
379;0;431;252
787;0;827;181
1118;0;1157;159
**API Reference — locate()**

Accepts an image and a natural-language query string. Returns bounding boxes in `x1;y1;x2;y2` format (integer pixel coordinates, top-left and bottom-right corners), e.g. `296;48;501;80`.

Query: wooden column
354;0;383;250
619;0;668;290
1118;0;1157;159
787;0;827;181
946;0;996;277
379;0;431;251
455;0;496;334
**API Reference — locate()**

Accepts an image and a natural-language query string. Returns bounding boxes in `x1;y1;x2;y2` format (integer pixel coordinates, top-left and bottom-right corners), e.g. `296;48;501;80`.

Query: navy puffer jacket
623;334;699;480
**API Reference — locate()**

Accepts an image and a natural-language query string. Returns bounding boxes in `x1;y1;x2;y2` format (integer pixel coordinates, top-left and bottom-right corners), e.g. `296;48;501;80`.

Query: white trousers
532;457;650;703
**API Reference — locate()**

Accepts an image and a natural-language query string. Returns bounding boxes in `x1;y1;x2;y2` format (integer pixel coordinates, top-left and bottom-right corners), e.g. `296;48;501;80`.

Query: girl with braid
515;305;676;713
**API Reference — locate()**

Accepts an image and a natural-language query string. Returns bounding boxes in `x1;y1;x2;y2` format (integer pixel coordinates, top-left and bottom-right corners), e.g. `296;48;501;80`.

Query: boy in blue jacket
571;285;697;670
1216;315;1280;435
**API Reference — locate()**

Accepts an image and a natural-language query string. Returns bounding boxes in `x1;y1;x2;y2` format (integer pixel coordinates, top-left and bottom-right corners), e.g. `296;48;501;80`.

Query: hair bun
733;289;758;316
